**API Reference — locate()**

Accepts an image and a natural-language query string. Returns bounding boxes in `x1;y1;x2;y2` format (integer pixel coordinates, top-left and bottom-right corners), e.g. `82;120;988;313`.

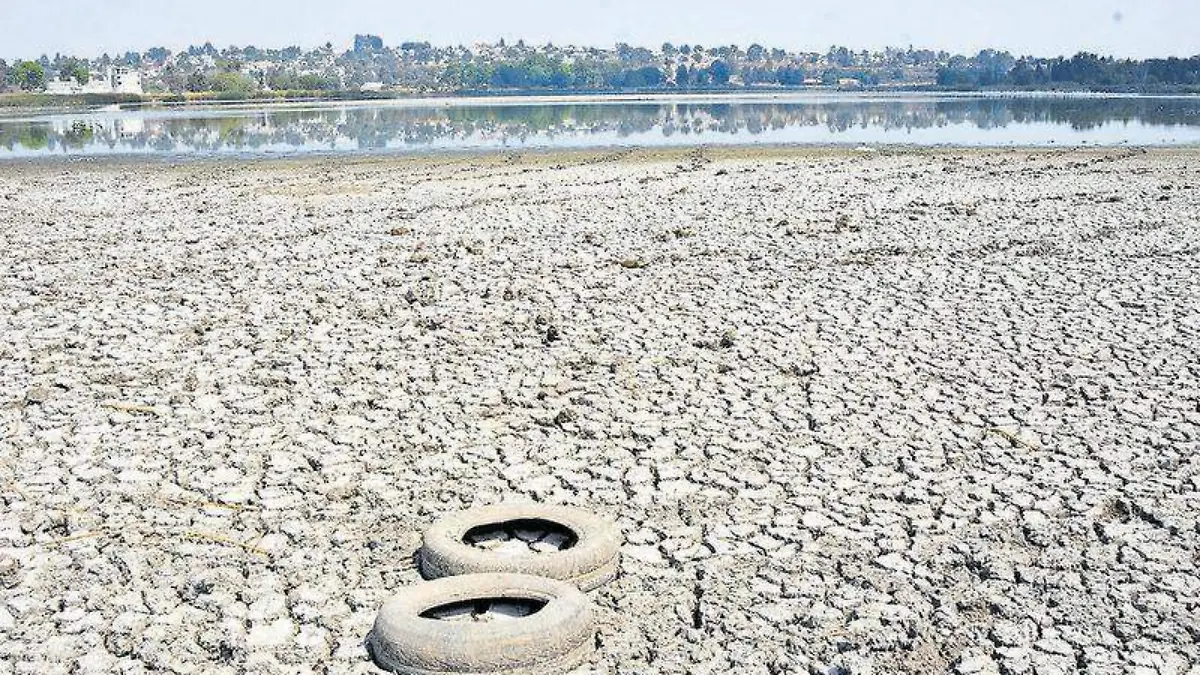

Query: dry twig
185;531;267;556
102;402;162;416
985;427;1040;451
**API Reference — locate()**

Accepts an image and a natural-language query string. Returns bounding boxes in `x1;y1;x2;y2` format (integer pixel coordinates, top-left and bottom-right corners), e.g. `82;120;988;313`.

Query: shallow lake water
2;93;1199;158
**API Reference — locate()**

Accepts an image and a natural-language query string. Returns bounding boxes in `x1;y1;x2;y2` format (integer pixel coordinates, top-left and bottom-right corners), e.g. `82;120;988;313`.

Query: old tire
367;573;594;675
420;504;621;591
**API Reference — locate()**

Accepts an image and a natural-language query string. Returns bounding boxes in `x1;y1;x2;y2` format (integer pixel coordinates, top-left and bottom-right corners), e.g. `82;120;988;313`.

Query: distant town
1;35;1199;99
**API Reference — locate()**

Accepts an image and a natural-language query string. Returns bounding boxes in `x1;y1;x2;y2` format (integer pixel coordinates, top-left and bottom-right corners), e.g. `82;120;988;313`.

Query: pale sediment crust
0;147;1198;674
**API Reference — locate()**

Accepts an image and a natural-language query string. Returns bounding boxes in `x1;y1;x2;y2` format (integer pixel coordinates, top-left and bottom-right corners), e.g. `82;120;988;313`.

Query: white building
112;67;143;94
45;79;79;95
47;66;143;95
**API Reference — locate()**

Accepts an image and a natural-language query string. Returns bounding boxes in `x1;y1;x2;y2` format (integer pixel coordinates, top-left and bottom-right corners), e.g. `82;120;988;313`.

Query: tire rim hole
462;518;579;553
419;597;548;622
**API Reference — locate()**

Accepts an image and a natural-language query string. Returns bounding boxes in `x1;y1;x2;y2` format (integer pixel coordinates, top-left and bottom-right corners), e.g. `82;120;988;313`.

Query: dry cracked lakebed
1;147;1199;674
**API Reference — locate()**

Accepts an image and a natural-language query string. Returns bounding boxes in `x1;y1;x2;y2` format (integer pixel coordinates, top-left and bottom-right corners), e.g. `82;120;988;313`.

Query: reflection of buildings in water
49;115;144;138
9;98;1200;154
116;118;145;137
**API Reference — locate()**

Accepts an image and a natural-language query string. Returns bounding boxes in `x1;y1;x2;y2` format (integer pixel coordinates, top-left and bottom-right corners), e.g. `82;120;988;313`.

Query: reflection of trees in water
3;98;1200;153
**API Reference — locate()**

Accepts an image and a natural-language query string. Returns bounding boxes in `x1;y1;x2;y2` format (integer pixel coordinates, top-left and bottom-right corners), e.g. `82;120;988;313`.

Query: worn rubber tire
420;504;621;591
367;573;594;675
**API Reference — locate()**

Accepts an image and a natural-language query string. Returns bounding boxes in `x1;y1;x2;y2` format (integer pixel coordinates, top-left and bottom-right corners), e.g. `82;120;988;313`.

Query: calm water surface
2;93;1200;158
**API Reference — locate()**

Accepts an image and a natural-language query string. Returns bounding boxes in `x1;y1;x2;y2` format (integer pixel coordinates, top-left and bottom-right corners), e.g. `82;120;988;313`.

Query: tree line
3;38;1199;95
937;51;1200;90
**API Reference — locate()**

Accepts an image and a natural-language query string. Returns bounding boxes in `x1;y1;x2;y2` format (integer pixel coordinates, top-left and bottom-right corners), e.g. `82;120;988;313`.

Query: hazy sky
2;0;1196;60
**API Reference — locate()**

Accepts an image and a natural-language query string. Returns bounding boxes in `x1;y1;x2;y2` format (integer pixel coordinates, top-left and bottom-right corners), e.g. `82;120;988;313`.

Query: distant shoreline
2;85;1199;115
4;144;1200;169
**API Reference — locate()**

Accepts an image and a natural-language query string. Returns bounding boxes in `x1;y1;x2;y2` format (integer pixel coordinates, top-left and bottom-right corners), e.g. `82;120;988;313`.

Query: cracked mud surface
1;147;1199;674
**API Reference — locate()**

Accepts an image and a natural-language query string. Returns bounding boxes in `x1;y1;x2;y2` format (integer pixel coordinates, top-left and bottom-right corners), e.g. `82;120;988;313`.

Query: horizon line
7;36;1199;63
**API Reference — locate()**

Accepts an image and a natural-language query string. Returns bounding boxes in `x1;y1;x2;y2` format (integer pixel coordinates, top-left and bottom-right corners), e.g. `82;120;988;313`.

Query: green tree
1008;58;1035;87
619;66;663;88
297;73;337;90
675;64;689;87
266;70;297;90
709;60;731;85
145;47;171;64
829;46;853;67
210;71;257;93
10;60;46;91
776;65;806;85
157;63;189;92
186;71;208;92
354;34;384;53
58;58;90;85
0;60;8;90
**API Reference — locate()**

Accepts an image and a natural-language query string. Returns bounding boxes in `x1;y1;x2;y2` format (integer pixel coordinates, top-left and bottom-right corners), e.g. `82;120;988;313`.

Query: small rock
246;618;295;649
623;544;666;565
874;552;913;573
955;648;1000;674
802;512;834;529
1035;637;1075;657
522;474;560;497
0;554;21;588
625;466;653;484
24;386;52;404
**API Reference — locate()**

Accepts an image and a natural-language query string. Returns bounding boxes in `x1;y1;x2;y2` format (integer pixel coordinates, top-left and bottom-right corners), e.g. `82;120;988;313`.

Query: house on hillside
111;67;143;94
45;79;79;95
44;66;144;95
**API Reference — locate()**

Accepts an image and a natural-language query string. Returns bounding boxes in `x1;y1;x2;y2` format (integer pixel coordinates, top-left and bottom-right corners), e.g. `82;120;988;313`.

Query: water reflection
2;95;1199;157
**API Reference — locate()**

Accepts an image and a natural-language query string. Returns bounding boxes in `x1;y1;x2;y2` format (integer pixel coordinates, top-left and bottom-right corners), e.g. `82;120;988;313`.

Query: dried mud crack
1;147;1198;674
